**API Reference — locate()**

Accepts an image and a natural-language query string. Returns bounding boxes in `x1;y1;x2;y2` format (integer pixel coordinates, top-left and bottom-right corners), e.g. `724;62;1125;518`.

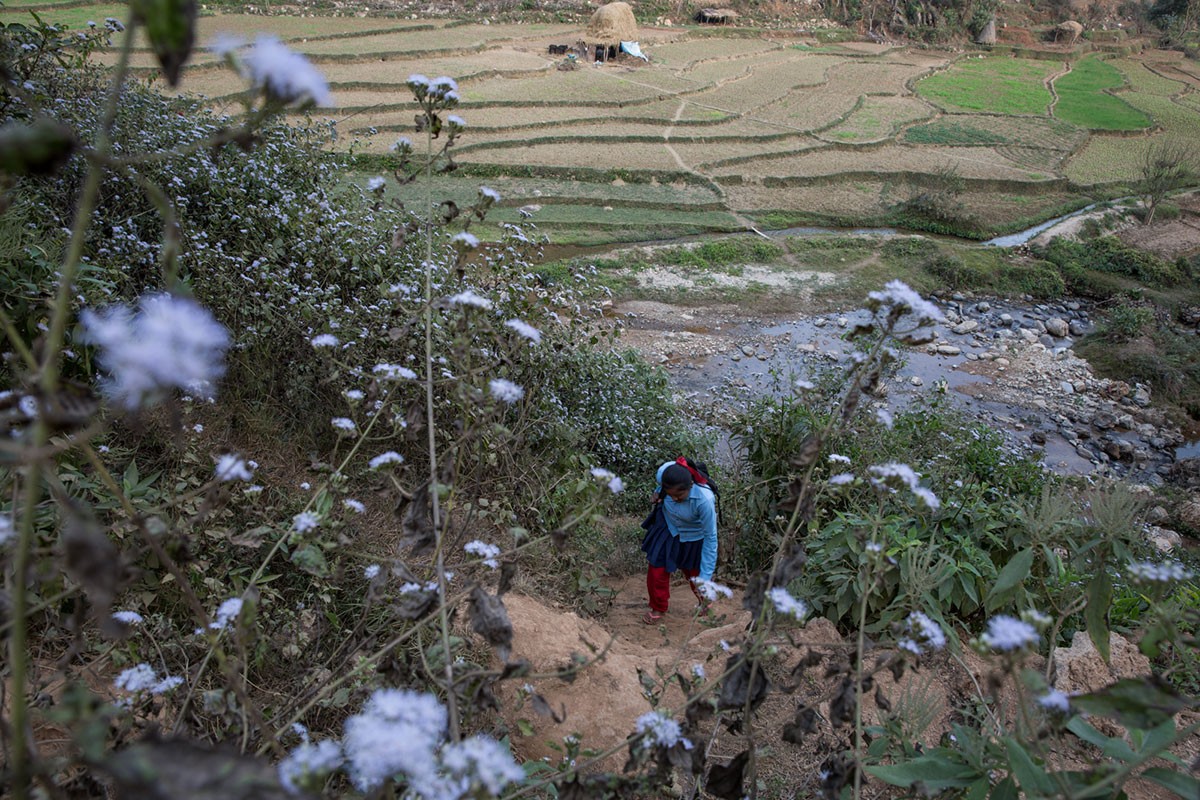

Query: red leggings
647;566;701;613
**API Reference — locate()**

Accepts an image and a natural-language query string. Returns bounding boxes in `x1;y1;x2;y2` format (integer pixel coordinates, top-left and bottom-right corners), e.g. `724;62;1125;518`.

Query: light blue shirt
655;461;718;581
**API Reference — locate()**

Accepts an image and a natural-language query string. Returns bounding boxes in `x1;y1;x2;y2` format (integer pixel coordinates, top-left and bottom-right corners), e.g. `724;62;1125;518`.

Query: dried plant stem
9;448;43;800
418;104;461;744
6;16;137;799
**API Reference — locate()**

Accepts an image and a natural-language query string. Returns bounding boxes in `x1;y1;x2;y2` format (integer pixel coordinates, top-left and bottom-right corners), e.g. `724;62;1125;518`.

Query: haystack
586;2;639;44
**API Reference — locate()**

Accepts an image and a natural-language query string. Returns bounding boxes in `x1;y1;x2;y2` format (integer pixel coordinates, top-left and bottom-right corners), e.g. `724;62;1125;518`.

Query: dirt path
1046;60;1071;116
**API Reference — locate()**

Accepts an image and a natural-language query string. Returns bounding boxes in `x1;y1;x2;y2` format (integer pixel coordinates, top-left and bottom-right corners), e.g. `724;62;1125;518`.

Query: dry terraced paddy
650;37;783;68
820;96;935;143
711;143;1049;182
1064;59;1200;185
49;1;1199;241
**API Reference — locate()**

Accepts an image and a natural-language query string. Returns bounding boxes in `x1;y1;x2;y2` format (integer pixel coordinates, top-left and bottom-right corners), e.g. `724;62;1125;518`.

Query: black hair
661;464;694;491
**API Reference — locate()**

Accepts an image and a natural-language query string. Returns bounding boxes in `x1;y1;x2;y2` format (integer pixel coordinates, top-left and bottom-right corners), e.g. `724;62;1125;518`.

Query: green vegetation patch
915;57;1055;115
0;3;127;28
903;119;1008;145
1053;57;1151;131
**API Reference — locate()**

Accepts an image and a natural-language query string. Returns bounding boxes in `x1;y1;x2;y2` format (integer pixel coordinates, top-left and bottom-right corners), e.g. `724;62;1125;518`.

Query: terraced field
12;0;1200;243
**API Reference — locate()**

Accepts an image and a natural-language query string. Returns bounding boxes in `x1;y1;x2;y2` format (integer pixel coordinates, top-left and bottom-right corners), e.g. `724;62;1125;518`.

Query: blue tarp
620;41;648;61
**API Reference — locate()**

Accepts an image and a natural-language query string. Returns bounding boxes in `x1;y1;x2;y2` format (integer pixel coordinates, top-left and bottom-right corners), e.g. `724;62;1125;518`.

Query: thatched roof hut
696;7;738;24
586;2;639;44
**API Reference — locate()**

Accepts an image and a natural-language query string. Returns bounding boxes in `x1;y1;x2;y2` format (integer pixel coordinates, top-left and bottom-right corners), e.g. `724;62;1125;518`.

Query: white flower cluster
505;318;541;344
343;689;448;791
980;615;1039;652
113;663;183;695
635;710;687;750
330;688;522;797
866;280;944;327
896;610;946;655
82;294;230;410
439;735;525;795
241;35;332;107
447;290;492;309
768;587;809;620
1037;689;1071;713
693;579;733;602
451;231;479;250
112;610;144;625
278;739;343;794
0;515;14;547
368;451;404;470
489;379;524;405
209;597;244;631
464;540;501;569
867;462;940;510
293;511;320;533
310;333;338;348
215;454;254;482
373;363;418;381
589;467;625;494
1126;559;1194;584
363;564;381;580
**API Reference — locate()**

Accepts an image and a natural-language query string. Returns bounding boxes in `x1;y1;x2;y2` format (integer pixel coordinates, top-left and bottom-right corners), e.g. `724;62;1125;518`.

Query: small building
696;8;739;25
585;2;641;63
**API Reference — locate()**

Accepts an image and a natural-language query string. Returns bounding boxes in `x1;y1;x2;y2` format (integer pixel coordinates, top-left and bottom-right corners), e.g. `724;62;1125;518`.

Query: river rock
837;316;848;327
1092;412;1115;430
999;313;1013;324
1019;328;1040;343
1133;385;1151;407
1179;499;1200;531
910;376;924;386
1069;320;1088;337
1045;317;1069;337
1146;505;1169;524
1061;381;1075;395
1147;526;1183;552
741;344;756;357
952;320;979;335
936;345;961;356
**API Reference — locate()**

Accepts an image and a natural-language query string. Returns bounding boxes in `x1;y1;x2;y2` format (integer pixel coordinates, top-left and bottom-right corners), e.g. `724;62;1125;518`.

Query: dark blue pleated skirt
641;504;702;573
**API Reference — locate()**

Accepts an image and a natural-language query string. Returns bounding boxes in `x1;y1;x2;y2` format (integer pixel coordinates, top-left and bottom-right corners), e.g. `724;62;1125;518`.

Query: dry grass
751;82;860;131
461;70;667;104
1112;58;1185;96
678;135;822;168
650;37;780;68
725;179;885;213
819;95;934;143
457;140;682;170
318;50;549;83
827;60;930;95
285;24;572;55
1064;134;1158;184
686;55;840;115
712;143;1046;180
682;47;800;85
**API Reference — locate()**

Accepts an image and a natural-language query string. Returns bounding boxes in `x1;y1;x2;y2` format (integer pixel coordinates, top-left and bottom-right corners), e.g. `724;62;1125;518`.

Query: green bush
1105;305;1155;340
728;389;1052;629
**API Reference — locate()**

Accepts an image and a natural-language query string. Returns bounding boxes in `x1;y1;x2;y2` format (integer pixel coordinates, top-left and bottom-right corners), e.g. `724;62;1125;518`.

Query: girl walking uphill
640;459;718;624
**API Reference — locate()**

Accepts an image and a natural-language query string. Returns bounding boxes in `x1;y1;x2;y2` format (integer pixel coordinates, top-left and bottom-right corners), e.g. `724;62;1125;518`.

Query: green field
14;0;1199;243
1052;57;1150;130
915;57;1056;115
